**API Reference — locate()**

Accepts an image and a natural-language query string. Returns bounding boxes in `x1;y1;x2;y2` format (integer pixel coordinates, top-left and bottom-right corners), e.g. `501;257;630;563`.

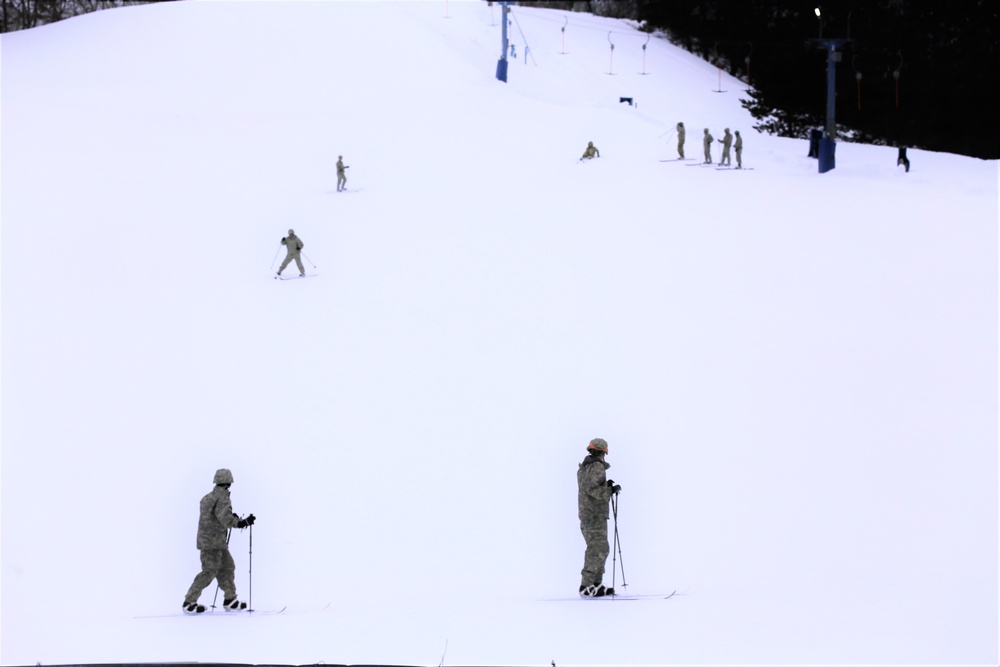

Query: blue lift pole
814;38;849;173
496;2;510;82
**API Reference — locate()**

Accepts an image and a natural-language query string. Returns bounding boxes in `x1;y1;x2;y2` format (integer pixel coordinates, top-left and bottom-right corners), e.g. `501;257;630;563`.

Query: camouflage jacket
196;485;241;550
282;233;303;254
577;454;612;520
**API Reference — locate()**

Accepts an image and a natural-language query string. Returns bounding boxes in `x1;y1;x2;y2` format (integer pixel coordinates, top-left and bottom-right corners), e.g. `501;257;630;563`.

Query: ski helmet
587;438;609;453
213;468;234;485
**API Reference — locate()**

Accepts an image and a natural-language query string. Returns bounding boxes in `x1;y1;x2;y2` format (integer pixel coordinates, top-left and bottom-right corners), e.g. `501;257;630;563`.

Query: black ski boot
223;598;248;611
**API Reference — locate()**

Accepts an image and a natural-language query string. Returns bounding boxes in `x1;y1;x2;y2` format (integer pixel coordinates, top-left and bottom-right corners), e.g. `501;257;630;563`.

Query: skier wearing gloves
276;229;305;278
580;141;600;161
703;128;714;164
182;468;256;614
577;438;621;597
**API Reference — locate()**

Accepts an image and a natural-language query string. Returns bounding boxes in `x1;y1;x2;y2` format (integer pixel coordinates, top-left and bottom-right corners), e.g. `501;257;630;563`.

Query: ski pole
611;496;617;594
270;245;282;269
248;522;253;613
301;252;317;269
611;493;627;591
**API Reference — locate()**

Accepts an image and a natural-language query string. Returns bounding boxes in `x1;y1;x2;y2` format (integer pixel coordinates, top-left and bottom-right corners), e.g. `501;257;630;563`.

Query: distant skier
702;128;714;164
676;122;686;159
718;128;733;166
734;130;743;169
183;468;255;614
277;229;305;278
336;155;349;192
897;146;910;172
577;438;621;598
580;141;600;161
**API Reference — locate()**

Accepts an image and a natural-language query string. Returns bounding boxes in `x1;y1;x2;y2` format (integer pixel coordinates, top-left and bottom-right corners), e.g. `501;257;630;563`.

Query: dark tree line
633;0;999;159
1;0;161;33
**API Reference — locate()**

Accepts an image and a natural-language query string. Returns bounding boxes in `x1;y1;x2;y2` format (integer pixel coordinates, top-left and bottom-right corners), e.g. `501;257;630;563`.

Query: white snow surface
1;1;997;665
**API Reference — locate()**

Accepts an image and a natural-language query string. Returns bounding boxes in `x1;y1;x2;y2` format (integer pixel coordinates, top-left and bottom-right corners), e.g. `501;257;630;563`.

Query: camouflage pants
579;517;610;586
279;252;304;275
184;548;237;604
337;173;347;191
678;140;685;159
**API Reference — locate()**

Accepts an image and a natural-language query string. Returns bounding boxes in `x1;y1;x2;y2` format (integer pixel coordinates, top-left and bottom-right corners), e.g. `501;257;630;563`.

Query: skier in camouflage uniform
718;128;733;166
676;122;686;159
577;438;621;597
182;468;256;614
580;141;600;161
277;229;305;278
336;155;349;192
702;128;714;164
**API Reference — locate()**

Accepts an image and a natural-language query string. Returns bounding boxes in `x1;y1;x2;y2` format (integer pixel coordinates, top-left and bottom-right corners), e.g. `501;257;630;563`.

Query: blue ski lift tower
811;8;850;173
496;1;511;82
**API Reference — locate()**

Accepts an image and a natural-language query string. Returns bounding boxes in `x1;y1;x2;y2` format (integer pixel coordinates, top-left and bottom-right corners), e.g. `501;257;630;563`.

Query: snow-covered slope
2;1;996;665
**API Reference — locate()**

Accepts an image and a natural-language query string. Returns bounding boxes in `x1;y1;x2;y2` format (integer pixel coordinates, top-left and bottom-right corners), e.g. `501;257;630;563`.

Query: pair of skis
135;605;288;619
275;274;317;281
667;159;752;170
543;590;677;602
135;601;338;618
593;590;677;601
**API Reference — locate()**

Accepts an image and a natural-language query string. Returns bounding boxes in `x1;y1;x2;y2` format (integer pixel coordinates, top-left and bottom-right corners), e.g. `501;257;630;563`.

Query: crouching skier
183;468;256;613
577;438;621;597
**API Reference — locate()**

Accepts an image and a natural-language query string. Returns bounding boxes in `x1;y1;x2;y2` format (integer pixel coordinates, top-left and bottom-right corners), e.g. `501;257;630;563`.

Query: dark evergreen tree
637;0;999;159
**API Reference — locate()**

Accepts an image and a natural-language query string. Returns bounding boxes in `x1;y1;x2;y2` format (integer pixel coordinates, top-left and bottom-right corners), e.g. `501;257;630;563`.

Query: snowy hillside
1;1;997;665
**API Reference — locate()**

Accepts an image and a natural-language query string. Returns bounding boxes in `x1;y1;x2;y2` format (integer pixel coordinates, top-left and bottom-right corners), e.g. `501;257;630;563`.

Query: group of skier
189;144;633;611
270;154;353;280
679;121;744;168
580;122;745;169
183;436;623;611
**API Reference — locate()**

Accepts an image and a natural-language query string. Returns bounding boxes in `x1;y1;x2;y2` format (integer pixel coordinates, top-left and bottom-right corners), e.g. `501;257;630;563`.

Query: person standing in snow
734;130;743;169
896;146;910;172
336;155;349;192
183;468;255;614
277;229;305;278
702;128;714;164
577;438;621;598
718;128;733;166
580;141;600;161
676;122;686;159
